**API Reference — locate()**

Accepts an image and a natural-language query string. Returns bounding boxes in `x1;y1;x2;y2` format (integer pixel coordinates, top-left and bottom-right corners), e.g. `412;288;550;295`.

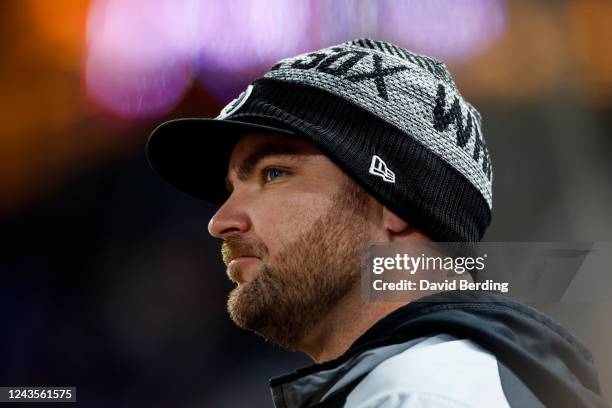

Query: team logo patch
369;155;395;183
216;84;253;119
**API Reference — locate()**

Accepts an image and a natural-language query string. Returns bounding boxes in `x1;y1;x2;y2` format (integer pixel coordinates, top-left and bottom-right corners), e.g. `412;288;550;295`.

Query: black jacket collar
271;291;608;408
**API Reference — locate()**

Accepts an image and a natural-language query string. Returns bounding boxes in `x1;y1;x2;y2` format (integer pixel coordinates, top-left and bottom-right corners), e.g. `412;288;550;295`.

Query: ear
382;207;423;242
382;206;411;233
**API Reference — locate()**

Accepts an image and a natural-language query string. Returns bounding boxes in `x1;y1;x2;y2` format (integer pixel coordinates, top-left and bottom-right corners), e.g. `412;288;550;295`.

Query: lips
227;256;260;284
221;237;266;283
224;251;255;265
227;255;258;267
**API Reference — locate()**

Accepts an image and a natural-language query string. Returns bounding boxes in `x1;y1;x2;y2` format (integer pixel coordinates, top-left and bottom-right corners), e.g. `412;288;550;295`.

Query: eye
263;167;288;183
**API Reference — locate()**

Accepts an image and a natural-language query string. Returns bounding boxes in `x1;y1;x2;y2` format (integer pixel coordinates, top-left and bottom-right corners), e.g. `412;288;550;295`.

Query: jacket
269;291;608;407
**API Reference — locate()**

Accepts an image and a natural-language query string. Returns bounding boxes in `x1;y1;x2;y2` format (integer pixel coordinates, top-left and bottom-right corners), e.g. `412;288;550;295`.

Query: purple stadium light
378;0;507;63
314;0;380;47
192;0;311;101
85;0;199;118
84;0;507;118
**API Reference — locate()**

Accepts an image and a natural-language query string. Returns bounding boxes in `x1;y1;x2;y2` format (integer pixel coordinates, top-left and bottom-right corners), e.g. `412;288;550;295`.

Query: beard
224;179;373;349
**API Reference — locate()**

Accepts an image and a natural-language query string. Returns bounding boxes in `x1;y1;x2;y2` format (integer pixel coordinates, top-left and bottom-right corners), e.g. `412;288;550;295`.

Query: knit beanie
147;38;493;241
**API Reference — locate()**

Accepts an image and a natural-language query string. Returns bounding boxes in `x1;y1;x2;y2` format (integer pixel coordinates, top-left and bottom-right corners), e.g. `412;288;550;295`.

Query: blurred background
1;0;611;406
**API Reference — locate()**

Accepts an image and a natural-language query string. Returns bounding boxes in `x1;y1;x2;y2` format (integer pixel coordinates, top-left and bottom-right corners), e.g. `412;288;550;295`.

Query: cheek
251;191;332;254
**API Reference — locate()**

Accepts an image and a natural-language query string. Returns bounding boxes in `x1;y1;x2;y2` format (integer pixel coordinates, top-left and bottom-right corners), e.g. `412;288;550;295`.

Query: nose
207;195;251;239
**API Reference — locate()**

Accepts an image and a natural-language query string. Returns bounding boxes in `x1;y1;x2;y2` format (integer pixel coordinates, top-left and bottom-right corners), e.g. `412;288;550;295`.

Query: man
146;39;607;407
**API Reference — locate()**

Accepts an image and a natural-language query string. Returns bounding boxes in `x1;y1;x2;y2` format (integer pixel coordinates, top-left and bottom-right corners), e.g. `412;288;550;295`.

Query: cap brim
146;118;297;204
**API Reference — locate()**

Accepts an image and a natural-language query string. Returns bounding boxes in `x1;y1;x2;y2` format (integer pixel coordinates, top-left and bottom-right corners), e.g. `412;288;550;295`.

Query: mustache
221;235;268;266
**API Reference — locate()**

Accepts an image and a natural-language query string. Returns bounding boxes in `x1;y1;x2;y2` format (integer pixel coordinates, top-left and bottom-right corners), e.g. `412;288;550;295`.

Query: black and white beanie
147;38;493;242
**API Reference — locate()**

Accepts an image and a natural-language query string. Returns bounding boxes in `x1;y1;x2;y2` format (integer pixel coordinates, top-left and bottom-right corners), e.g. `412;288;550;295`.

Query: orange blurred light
0;0;135;214
26;0;89;70
568;0;612;105
454;1;566;101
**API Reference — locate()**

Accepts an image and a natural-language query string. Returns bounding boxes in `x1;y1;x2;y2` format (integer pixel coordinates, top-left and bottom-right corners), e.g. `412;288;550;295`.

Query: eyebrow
224;143;303;193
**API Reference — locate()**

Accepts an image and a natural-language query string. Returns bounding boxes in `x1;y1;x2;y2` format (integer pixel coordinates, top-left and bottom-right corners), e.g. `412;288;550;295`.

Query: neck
297;285;411;363
296;272;474;363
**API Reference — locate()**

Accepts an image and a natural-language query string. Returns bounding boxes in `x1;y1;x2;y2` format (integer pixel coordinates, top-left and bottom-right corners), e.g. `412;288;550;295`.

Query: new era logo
369;155;395;183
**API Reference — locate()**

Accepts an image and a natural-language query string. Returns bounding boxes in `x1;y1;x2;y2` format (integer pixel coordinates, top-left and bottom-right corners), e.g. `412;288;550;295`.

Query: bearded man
147;39;607;408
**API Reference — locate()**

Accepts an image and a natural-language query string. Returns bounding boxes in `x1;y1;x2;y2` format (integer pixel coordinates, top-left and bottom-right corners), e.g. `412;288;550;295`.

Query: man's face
208;132;379;349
